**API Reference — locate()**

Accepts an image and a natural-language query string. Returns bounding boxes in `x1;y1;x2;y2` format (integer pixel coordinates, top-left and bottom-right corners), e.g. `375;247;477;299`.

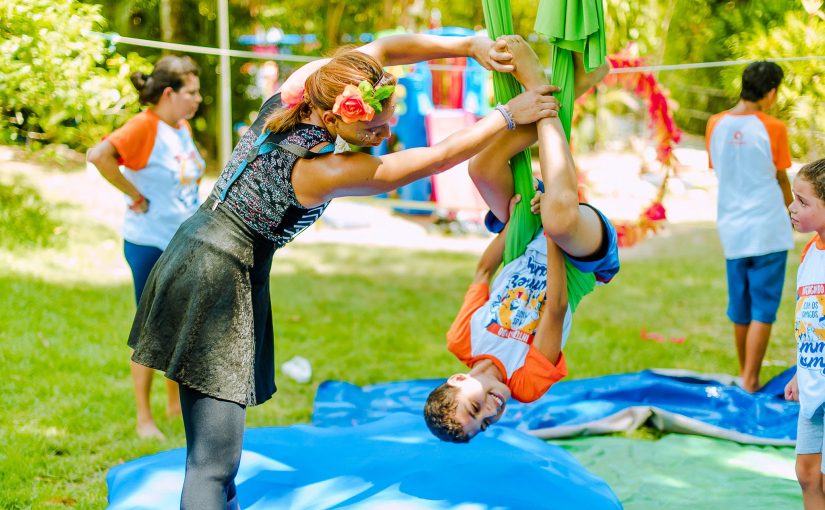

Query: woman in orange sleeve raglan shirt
87;55;204;439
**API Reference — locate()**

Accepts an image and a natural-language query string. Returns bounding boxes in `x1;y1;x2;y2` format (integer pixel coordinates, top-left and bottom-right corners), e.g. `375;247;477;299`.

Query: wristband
129;194;146;211
495;104;516;130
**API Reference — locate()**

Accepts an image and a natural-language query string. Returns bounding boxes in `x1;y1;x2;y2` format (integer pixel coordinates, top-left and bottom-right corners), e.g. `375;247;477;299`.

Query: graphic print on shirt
796;287;825;374
175;149;204;209
486;252;546;344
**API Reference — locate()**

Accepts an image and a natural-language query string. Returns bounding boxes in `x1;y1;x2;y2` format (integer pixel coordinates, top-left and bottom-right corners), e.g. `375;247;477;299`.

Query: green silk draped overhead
481;0;606;310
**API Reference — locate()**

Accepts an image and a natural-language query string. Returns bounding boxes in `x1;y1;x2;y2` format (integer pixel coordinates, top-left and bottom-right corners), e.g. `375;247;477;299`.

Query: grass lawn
0;168;801;508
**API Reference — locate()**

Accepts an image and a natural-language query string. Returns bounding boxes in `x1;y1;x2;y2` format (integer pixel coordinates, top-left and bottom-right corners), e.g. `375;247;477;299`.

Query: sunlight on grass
16;424;66;439
724;451;797;480
0;171;807;507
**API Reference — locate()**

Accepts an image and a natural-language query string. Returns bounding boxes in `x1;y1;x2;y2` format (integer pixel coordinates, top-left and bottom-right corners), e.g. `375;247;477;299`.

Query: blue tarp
107;413;622;509
313;368;798;446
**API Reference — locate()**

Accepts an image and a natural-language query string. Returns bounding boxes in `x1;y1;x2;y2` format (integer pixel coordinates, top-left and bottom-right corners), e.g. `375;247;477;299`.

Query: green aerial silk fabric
565;259;594;313
482;0;601;305
535;0;607;138
482;0;606;266
481;0;541;265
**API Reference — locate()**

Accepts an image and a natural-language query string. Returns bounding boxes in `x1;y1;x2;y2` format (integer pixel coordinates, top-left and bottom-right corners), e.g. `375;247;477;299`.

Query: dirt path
0;144;724;256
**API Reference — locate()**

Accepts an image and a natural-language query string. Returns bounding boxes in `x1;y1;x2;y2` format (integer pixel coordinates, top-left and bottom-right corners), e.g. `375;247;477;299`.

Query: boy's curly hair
423;382;470;443
740;61;784;102
797;158;825;203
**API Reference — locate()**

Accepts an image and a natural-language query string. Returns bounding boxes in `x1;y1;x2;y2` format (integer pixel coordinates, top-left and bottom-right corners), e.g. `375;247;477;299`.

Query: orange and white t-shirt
446;234;571;403
795;235;825;419
107;109;204;250
706;111;792;259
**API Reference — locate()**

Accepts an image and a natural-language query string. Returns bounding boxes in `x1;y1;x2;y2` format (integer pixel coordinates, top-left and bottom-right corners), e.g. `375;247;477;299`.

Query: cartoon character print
175;149;204;209
487;252;548;341
796;294;825;375
495;287;545;334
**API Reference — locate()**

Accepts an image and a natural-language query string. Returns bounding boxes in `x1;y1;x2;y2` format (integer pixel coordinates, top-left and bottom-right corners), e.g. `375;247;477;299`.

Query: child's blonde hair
797;158;825;202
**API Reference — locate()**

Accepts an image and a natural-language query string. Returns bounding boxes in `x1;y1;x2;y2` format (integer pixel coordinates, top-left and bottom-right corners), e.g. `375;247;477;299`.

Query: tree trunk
160;0;185;43
325;1;347;48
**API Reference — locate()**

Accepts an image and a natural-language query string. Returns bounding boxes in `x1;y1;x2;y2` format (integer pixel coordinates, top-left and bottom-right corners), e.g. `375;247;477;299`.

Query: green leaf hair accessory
357;80;395;113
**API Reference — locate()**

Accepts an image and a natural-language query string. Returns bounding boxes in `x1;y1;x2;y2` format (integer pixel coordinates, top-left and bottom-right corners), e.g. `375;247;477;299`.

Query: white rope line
85;30;825;73
83;31;316;63
609;55;825;74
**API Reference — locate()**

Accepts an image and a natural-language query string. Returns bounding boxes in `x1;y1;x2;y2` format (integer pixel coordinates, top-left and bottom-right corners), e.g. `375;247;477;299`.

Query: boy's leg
733;323;748;374
741;251;787;391
726;257;752;385
797;454;825;510
498;35;604;258
468;125;536;224
741;321;772;392
470;37;607;257
796;408;825;509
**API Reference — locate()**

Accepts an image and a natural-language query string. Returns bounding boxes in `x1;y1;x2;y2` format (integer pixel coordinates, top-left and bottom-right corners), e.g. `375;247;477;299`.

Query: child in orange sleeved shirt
423;36;618;443
784;159;825;508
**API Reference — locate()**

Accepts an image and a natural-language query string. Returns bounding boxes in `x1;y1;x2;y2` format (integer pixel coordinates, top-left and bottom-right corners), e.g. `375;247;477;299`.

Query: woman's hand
469;35;515;73
505;85;561;125
129;194;150;214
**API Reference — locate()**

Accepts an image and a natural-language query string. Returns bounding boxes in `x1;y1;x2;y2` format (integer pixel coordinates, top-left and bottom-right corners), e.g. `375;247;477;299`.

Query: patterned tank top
213;111;333;248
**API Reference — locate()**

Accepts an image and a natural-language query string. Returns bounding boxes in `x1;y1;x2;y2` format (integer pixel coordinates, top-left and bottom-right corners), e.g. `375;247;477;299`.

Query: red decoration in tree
577;47;681;248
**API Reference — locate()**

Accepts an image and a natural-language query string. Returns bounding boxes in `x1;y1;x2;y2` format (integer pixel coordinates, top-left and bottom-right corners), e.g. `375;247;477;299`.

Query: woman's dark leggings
179;384;246;510
123;240;163;303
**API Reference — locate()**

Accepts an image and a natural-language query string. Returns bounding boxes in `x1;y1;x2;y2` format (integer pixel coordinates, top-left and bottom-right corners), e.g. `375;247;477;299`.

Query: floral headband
332;80;395;123
280;77;395;123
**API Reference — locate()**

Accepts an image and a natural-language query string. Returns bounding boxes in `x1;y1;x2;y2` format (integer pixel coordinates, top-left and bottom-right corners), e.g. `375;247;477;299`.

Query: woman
87;55;203;440
128;34;560;509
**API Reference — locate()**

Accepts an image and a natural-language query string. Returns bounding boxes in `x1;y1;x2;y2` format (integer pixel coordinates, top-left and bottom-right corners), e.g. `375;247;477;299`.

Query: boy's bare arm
531;236;568;364
777;171;793;208
473;224;508;285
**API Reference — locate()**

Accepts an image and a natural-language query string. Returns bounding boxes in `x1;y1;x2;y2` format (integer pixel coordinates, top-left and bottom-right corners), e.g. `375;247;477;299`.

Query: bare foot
498;35;545;89
136;421;165;439
573;53;610;98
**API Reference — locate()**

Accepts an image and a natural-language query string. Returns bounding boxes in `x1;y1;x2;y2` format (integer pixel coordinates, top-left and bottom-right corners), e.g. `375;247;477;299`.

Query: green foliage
659;0;802;135
0;0;151;151
604;0;668;59
0;179;64;250
724;10;825;160
598;0;823;159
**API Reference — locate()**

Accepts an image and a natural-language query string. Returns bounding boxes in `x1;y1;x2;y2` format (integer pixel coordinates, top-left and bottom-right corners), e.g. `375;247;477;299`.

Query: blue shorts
124;240;164;304
797;405;825;472
565;204;620;284
485;197;619;284
725;251;787;324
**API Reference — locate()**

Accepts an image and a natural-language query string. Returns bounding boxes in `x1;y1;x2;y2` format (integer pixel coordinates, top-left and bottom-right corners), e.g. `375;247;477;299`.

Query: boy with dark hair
423;36;618;443
706;60;793;392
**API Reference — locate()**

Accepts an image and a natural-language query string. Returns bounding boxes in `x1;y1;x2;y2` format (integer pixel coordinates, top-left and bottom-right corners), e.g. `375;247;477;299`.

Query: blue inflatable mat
313;368;798;446
107;413;622;509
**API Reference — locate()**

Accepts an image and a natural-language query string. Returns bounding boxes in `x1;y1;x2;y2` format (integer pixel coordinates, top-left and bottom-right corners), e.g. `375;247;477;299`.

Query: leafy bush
0;179;64;250
0;0;150;151
725;10;825;160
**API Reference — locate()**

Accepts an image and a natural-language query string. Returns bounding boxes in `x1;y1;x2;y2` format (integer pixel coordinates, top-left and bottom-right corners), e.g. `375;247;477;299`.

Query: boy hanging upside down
424;36;618;442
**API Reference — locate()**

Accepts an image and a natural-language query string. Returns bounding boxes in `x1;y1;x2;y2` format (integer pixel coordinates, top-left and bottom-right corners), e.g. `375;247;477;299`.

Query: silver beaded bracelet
495;104;516;130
